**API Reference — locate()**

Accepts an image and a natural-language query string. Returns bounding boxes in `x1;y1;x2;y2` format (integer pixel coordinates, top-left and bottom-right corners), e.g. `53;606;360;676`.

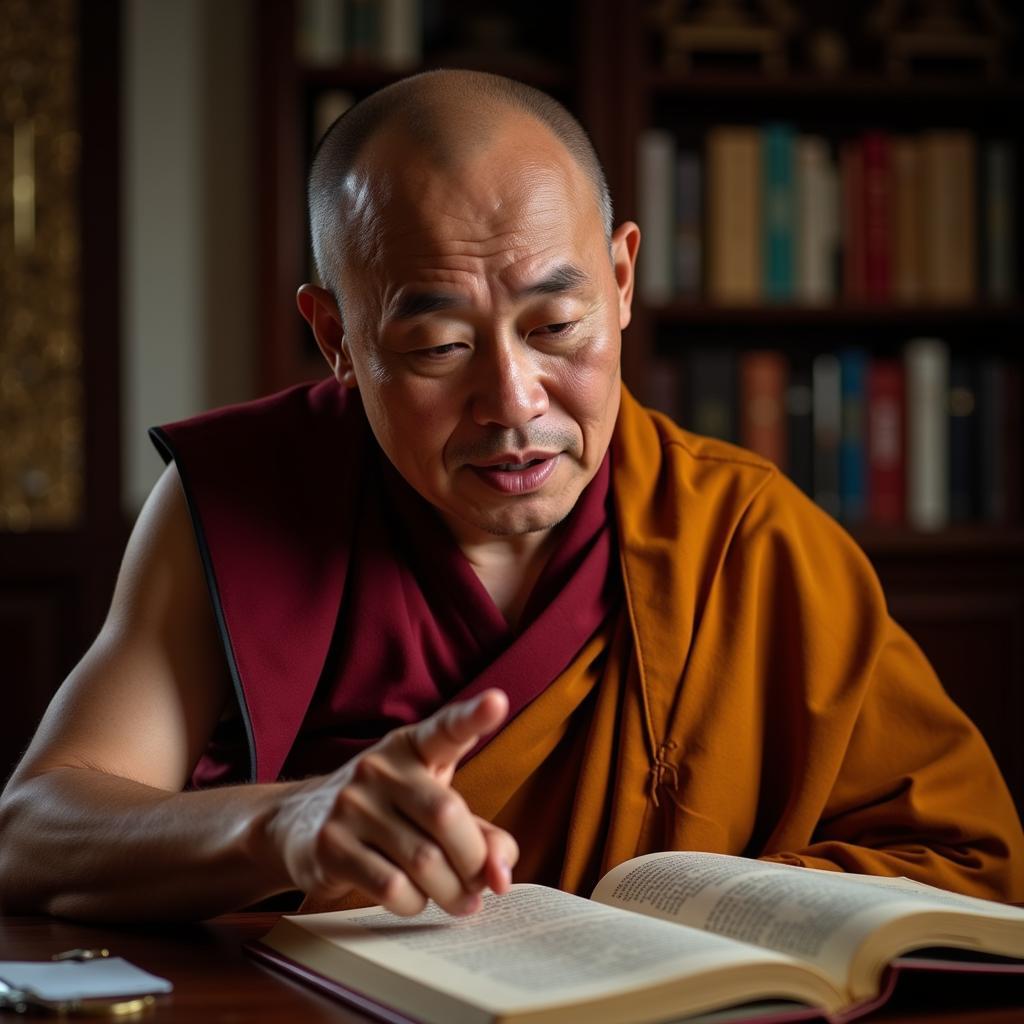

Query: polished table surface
0;912;1022;1023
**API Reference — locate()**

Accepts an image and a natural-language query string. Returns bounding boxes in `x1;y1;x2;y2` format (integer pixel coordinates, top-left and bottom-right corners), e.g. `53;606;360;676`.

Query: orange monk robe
454;388;1024;903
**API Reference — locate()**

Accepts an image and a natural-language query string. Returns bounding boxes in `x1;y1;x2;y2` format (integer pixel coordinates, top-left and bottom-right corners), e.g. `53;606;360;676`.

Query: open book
251;851;1024;1024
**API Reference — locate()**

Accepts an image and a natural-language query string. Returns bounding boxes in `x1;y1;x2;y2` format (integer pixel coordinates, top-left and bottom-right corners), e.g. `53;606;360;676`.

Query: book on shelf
905;339;951;532
637;129;676;304
763;123;795;302
839;349;868;525
812;353;842;521
296;0;421;69
675;150;702;298
866;360;905;527
861;133;891;304
785;359;814;497
740;351;788;470
795;135;838;306
687;349;737;445
949;357;979;523
840;140;865;304
251;850;1024;1024
891;136;921;304
982;141;1017;302
707;127;761;305
920;132;976;304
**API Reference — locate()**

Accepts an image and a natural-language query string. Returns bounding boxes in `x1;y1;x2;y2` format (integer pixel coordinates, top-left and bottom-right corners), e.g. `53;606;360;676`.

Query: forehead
345;118;602;292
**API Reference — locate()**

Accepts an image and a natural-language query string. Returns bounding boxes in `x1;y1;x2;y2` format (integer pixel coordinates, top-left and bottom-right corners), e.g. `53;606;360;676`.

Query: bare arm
0;466;517;922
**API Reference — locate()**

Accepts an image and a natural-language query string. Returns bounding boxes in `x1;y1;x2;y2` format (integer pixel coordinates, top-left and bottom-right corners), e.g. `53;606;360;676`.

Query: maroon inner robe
151;380;618;787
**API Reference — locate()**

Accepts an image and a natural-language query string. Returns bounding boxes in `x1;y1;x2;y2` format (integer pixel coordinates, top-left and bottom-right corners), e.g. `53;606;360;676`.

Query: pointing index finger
411;689;509;770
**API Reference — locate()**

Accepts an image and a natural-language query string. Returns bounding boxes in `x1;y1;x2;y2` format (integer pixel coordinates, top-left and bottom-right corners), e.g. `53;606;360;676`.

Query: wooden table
0;913;1022;1023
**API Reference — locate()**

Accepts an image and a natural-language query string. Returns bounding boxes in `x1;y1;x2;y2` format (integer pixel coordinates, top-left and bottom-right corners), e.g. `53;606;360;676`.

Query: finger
409;688;509;771
384;770;489;888
476;818;519;894
354;796;480;916
313;821;428;917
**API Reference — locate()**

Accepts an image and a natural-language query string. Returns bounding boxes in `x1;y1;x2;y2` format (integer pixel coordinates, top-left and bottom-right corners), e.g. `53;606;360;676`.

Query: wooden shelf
648;70;1024;104
650;302;1024;328
302;57;570;93
853;524;1024;558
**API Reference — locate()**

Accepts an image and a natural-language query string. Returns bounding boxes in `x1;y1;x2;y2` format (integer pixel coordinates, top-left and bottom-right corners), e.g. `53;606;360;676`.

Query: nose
470;337;549;429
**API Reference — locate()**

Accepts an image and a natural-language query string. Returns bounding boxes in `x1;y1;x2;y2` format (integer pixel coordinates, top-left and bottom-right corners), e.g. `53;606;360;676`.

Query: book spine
740;351;788;469
346;0;378;62
977;357;1005;523
687;349;737;443
867;359;906;526
949;357;978;523
763;123;795;302
921;132;977;303
637;129;676;304
841;138;865;303
379;0;422;70
707;126;761;304
674;150;702;299
891;136;921;304
795;135;836;305
906;338;950;531
984;141;1017;302
839;348;868;524
862;131;891;303
648;359;684;424
786;358;814;497
813;353;842;519
297;0;347;66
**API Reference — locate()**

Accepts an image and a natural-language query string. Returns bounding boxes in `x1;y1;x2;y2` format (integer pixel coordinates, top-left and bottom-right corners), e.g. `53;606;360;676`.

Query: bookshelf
257;3;1024;809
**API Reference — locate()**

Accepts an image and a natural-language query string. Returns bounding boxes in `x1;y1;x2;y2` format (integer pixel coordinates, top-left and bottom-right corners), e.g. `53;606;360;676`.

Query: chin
465;501;573;538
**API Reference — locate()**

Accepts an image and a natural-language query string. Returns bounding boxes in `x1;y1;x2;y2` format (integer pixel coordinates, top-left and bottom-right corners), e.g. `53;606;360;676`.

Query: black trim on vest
149;426;258;783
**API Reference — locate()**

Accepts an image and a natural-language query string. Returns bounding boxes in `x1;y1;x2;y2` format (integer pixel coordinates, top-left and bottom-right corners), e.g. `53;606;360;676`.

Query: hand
269;688;519;916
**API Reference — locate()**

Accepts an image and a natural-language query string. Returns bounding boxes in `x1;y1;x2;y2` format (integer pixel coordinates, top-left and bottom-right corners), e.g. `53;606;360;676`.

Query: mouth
468;453;561;495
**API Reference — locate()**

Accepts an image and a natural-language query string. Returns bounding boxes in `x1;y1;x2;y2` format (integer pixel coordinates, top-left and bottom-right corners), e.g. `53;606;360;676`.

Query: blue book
839;348;868;524
763;123;795;301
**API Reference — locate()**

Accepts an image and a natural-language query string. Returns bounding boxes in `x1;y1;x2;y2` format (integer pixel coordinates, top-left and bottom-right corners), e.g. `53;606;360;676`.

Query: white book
795;135;836;305
379;0;422;69
297;0;347;66
637;129;676;304
905;338;950;532
812;353;841;519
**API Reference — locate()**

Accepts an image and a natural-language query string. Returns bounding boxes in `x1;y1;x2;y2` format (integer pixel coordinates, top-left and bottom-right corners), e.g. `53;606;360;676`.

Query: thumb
408;688;509;772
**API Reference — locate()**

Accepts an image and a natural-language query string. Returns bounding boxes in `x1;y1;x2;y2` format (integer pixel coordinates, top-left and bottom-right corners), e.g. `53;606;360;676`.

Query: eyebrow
389;263;591;320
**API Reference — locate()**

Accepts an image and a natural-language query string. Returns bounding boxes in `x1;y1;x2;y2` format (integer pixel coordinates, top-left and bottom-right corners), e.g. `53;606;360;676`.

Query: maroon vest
152;380;618;785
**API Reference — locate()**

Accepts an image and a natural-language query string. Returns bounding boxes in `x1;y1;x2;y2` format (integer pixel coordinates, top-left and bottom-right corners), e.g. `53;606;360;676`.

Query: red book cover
867;359;905;526
740;351;788;470
862;132;891;302
841;138;865;303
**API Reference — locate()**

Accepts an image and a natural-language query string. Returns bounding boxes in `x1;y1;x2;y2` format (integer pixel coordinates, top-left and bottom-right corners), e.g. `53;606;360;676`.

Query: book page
283;883;835;1020
592;852;1024;992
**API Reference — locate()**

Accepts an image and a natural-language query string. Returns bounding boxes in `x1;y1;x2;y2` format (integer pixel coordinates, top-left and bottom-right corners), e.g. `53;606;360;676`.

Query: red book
842;138;866;303
867;359;906;526
862;132;892;302
740;351;788;470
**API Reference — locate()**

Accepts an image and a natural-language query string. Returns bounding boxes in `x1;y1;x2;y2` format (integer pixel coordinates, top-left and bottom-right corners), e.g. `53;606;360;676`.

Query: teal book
839;348;868;525
763;122;795;301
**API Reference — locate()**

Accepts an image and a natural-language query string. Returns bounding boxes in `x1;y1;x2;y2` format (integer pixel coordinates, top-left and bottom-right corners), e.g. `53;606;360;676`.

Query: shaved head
307;69;613;308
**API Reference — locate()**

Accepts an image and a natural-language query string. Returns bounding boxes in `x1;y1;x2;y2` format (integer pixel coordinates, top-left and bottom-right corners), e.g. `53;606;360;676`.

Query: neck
446;522;561;630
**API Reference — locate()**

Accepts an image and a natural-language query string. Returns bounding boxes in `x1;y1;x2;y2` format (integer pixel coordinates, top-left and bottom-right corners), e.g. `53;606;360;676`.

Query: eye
417;342;464;360
533;321;578;337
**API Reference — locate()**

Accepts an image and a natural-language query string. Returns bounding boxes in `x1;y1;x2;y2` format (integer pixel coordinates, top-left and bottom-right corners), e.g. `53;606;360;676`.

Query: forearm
0;767;297;922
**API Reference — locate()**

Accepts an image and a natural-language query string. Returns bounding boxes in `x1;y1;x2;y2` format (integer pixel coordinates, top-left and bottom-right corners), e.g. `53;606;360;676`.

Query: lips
469;453;561;495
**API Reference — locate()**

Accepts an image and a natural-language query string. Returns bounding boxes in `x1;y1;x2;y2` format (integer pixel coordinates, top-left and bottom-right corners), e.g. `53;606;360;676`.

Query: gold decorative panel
0;0;82;531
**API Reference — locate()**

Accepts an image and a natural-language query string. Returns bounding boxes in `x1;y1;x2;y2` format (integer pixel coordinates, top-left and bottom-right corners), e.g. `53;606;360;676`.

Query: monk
1;70;1021;924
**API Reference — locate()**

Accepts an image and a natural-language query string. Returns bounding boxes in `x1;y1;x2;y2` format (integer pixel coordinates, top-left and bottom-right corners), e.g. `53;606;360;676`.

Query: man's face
319;116;637;547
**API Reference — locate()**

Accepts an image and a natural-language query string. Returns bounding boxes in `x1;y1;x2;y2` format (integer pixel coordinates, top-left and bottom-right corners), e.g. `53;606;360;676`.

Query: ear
609;221;641;331
296;284;358;388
